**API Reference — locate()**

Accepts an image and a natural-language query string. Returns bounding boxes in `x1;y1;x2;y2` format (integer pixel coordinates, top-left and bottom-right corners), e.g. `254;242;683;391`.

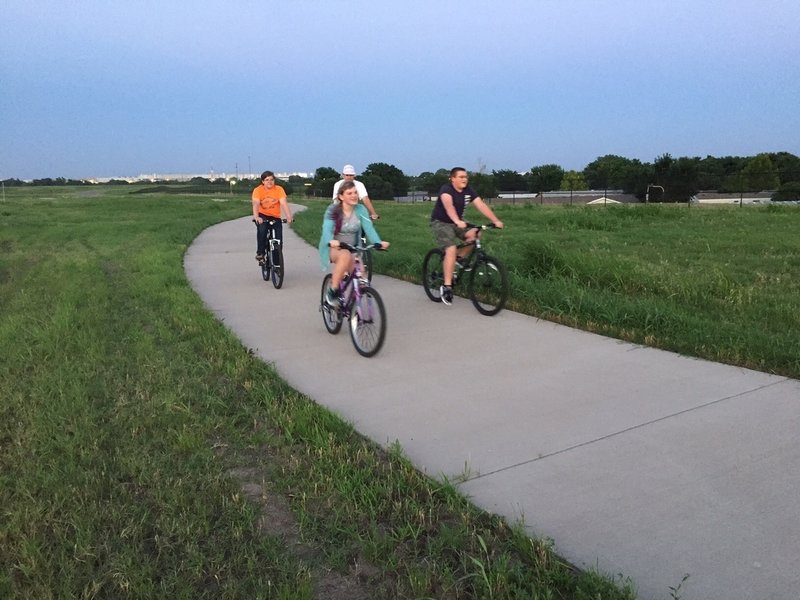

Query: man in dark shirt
430;167;504;305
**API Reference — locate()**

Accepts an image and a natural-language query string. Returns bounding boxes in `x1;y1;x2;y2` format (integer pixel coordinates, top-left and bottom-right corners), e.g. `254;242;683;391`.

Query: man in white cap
332;164;378;220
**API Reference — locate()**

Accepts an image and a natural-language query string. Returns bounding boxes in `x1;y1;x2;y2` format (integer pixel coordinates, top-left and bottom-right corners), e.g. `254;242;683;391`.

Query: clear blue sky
3;0;799;180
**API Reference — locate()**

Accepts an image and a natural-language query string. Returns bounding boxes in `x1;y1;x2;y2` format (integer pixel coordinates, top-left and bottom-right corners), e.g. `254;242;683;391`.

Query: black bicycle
254;218;287;289
320;242;387;357
422;223;509;316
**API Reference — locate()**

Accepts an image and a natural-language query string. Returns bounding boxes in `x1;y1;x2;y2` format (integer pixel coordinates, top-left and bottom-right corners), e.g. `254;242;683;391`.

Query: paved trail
185;211;800;600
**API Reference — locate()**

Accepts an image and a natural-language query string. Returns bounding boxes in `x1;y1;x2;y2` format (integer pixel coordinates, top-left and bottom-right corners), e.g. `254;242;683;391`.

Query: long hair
331;180;357;235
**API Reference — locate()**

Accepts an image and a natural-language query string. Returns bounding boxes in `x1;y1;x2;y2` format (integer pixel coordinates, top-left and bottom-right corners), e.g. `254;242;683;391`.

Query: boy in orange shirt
252;170;293;263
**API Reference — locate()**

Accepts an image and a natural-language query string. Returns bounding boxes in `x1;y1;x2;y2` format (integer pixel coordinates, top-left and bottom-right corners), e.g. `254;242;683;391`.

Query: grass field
293;198;800;380
3;187;798;599
2;187;642;599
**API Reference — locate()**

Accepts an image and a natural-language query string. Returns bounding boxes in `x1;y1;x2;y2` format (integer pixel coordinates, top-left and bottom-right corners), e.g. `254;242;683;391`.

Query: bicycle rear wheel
421;248;444;302
468;255;509;316
362;249;373;282
320;274;343;334
349;286;386;357
271;245;284;289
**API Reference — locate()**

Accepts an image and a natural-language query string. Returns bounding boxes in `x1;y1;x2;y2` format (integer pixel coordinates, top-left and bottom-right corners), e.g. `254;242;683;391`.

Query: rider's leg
329;248;355;289
256;219;268;258
443;244;457;286
457;229;478;262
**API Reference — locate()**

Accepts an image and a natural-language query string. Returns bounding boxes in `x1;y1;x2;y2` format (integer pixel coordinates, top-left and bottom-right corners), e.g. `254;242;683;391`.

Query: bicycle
421;223;509;316
319;242;387;357
253;218;287;289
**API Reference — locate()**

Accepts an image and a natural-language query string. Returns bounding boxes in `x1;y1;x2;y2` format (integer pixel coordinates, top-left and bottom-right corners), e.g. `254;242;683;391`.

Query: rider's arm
252;193;261;221
440;193;466;229
361;194;379;220
355;181;378;219
358;205;383;245
279;196;293;223
472;197;504;228
318;206;336;271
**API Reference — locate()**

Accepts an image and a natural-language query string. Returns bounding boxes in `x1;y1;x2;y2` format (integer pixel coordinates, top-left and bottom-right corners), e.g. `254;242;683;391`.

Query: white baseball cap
342;164;356;175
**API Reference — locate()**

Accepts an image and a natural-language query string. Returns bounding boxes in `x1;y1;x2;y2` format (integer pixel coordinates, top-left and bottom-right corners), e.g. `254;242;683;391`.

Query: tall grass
1;187;636;598
294;199;800;378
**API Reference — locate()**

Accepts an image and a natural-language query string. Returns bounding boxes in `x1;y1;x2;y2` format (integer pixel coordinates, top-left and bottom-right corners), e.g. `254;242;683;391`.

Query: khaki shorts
431;220;467;249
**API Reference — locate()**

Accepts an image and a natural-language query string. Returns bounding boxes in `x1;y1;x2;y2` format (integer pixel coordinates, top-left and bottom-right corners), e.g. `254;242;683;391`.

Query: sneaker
324;287;340;307
440;285;453;306
255;253;265;263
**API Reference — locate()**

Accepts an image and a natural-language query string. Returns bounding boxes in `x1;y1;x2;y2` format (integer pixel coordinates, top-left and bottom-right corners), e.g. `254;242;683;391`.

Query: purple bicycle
319;242;387;357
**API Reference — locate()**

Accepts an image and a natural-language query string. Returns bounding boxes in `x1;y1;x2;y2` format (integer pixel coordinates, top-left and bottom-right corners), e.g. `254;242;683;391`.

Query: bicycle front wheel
349;286;386;357
260;258;270;281
271;245;284;289
421;248;444;302
320;274;343;334
468;255;509;316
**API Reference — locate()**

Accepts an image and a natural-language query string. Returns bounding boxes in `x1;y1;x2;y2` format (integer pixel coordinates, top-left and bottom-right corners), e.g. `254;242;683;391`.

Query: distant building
495;190;639;204
690;191;774;205
91;171;313;183
393;191;430;202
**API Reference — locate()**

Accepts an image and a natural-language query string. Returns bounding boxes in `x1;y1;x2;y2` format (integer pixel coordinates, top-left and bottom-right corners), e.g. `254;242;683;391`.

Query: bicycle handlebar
334;242;386;253
253;218;288;224
464;222;499;231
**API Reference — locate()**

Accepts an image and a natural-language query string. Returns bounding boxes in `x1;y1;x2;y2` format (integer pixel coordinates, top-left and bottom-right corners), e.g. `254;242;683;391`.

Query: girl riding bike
319;181;389;306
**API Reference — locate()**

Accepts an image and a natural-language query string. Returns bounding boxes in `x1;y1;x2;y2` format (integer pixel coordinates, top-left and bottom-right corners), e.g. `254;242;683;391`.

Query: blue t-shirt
431;183;477;223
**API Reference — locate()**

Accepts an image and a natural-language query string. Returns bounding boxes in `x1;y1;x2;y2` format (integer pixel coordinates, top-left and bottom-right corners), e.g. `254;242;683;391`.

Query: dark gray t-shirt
431;183;477;223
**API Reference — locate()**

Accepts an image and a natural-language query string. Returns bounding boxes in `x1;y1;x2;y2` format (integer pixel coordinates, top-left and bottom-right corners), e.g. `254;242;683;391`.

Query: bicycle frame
336;246;371;316
452;224;490;284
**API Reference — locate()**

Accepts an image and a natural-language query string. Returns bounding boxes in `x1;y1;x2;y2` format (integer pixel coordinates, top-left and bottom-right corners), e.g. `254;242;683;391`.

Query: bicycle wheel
271;245;284;289
468;255;509;316
320;274;343;334
362;249;373;283
260;257;270;281
421;248;444;302
349;286;386;357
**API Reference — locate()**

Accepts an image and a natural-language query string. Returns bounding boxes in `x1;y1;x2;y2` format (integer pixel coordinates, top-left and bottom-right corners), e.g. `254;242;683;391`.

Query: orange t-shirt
252;184;286;218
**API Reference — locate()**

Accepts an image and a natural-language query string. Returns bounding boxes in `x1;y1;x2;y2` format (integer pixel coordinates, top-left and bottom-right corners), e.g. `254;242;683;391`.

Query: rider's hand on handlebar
455;219;467;229
379;241;390;250
494;220;504;229
328;240;340;248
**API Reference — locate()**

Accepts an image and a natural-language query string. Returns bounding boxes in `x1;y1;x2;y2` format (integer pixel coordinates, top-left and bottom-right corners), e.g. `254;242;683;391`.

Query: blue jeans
256;216;283;264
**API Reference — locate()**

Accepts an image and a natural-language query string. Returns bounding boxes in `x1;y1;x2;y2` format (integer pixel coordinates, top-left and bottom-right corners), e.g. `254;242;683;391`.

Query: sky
2;0;799;180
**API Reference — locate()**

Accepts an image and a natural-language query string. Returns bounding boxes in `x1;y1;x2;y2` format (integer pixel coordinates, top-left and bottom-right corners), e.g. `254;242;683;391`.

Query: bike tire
320;274;343;334
349;286;386;357
468;255;509;316
362;248;373;283
260;258;270;281
271;245;284;289
421;248;445;302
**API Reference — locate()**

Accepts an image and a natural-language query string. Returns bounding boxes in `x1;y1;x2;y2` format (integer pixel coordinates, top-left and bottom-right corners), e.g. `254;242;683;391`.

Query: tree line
5;151;799;202
309;152;800;202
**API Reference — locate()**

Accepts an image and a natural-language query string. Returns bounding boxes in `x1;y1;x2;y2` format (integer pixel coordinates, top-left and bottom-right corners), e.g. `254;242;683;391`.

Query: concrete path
184;210;799;600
